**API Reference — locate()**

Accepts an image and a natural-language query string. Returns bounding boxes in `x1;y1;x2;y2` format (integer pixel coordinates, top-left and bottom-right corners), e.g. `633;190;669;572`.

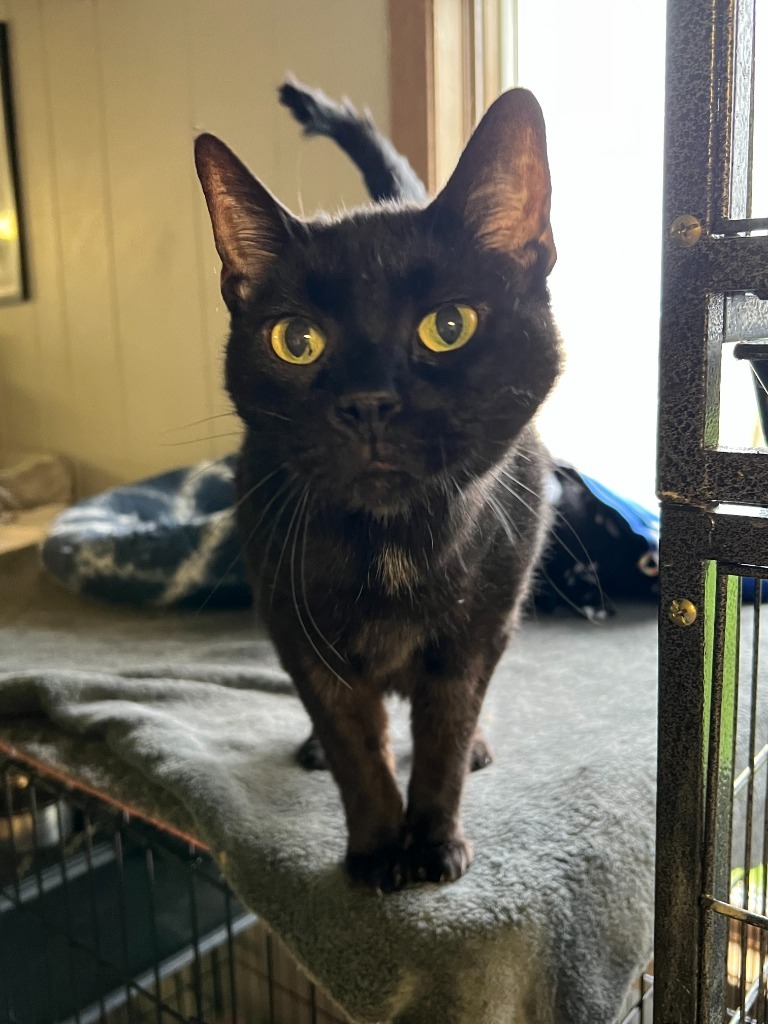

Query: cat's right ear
194;134;293;309
429;89;556;280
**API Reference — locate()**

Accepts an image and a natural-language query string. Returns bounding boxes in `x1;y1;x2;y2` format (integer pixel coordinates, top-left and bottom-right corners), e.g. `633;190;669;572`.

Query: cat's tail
278;76;428;205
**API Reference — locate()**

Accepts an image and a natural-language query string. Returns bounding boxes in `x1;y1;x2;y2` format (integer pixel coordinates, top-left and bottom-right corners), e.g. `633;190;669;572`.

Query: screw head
669;598;697;626
670;214;702;247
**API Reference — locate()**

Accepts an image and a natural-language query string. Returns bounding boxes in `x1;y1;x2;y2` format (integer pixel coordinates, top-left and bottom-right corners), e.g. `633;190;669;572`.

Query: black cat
194;82;561;891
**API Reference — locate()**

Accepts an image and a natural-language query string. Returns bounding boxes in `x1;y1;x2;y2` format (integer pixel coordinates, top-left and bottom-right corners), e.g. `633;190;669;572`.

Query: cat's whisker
241;472;299;538
498;468;541;503
536;565;604;622
461;445;606;623
482;475;600;625
300;493;347;664
254;408;294;424
439;436;448;474
291;489;353;690
493;444;534;466
448;474;471;574
435;437;456;507
194;527;245;615
161;411;237;435
267;484;307;625
158;432;242;448
253;484;302;596
510;447;532;463
484;491;521;548
498;466;608;617
491;470;539;518
230;464;287;515
547;514;608;609
174;460;229;490
490;466;607;622
195;469;296;615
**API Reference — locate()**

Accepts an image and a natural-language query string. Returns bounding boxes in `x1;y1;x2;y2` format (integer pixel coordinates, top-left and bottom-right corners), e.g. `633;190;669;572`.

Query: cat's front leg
405;641;503;884
293;672;405;890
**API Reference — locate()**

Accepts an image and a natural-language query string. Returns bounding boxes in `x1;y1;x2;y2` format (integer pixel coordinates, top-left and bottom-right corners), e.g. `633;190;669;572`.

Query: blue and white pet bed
42;456;251;610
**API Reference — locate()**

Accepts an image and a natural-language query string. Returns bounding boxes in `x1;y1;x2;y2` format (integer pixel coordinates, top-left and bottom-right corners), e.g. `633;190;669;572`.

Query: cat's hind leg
298;727;492;773
469;729;493;772
296;730;328;771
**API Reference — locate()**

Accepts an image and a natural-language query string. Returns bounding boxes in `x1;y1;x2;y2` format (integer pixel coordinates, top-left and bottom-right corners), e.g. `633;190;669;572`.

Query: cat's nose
334;390;401;430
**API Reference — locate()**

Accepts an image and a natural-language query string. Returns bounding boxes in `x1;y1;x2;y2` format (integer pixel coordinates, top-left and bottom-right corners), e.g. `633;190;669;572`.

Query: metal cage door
655;0;768;1021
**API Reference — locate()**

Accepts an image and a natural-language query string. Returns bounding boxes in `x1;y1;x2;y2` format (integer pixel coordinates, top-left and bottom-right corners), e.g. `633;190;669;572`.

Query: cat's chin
347;470;414;518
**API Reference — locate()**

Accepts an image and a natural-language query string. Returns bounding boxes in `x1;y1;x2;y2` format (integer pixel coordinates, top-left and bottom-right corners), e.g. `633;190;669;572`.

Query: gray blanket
0;551;657;1023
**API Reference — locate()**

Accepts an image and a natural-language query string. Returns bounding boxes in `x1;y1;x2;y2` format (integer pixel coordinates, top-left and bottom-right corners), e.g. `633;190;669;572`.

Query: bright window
502;0;667;507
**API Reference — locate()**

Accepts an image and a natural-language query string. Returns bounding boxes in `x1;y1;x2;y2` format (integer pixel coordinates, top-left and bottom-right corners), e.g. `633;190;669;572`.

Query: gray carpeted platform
0;548;658;1023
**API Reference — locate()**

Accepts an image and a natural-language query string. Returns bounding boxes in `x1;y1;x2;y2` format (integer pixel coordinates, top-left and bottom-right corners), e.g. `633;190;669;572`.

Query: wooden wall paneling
0;3;47;461
185;0;278;462
187;0;279;185
95;0;218;479
0;0;390;493
189;0;390;458
38;0;126;497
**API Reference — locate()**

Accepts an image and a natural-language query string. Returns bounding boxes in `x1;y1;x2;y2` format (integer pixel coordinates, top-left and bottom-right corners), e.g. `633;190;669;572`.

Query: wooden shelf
0;503;67;556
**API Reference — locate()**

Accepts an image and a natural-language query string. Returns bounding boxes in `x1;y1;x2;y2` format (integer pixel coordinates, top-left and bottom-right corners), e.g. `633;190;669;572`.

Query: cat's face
196;90;561;515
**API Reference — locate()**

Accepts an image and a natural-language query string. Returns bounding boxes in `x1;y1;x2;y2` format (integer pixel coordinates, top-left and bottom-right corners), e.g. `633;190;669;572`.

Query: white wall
0;0;389;496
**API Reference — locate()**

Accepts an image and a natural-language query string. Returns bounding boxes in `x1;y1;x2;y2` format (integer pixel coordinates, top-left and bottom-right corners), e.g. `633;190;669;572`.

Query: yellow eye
270;317;326;365
417;304;478;353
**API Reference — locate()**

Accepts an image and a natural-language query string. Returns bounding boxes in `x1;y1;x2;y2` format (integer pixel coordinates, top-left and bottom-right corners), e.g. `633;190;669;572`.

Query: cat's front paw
405;836;474;884
345;845;405;893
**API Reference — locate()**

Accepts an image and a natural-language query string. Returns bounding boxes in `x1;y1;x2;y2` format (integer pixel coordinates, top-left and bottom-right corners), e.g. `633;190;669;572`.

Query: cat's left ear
430;89;556;278
194;133;295;308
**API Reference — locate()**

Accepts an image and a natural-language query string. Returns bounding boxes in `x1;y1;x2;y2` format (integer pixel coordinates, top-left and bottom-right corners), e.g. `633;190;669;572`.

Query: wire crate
699;568;768;1024
653;0;768;1017
617;969;654;1024
657;522;768;1024
0;754;348;1024
0;750;656;1024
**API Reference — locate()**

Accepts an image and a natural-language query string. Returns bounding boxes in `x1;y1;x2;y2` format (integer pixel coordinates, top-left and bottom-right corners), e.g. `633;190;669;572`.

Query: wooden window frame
388;0;505;193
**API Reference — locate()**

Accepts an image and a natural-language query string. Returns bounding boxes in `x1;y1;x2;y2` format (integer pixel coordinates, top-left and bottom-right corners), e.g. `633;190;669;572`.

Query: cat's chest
346;616;424;686
302;536;456;687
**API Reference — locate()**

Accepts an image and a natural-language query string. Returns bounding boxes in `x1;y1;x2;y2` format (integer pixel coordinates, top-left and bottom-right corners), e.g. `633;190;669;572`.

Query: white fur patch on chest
376;544;418;595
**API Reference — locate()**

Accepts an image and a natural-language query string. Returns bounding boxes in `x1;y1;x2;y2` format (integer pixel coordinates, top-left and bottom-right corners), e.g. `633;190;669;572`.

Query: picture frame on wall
0;23;26;304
